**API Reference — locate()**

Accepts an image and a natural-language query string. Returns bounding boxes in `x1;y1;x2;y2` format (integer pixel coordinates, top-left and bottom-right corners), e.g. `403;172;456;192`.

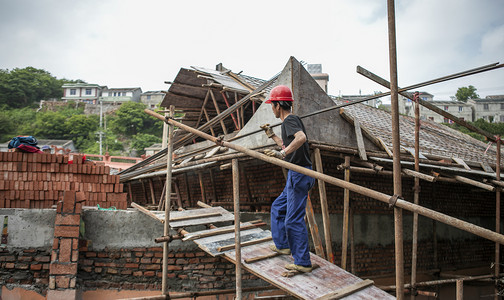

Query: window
444;106;449;111
501;103;504;110
147;95;151;100
85;88;92;95
484;104;489;110
501;116;504;122
443;118;449;123
458;106;463;112
70;89;76;95
113;92;117;97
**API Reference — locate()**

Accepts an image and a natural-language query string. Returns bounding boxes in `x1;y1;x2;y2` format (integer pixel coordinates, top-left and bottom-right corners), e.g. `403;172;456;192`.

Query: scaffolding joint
388;194;402;208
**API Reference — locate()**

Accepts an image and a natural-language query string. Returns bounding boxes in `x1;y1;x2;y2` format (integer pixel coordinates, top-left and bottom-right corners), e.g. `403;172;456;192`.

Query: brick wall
77;247;261;291
0;152;128;209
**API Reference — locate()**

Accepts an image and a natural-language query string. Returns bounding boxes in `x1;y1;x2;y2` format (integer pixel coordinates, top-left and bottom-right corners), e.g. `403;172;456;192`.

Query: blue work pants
271;167;315;266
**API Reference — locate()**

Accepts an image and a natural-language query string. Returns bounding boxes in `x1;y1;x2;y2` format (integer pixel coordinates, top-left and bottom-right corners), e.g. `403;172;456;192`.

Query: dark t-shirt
281;115;312;167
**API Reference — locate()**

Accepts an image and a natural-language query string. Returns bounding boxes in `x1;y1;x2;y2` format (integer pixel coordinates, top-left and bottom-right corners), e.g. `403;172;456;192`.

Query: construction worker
261;85;315;273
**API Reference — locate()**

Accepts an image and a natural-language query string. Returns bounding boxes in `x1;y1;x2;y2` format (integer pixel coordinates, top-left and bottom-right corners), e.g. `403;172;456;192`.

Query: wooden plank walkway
133;204;395;299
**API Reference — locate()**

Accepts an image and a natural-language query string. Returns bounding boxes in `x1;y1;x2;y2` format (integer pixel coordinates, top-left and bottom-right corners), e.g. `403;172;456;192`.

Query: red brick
55;275;70;288
124;263;139;268
71;250;79;262
62;191;76;213
49;262;77;275
55;214;80;226
144;271;155;277
5;263;14;269
59;238;72;262
133;271;143;276
53;225;79;238
30;264;43;271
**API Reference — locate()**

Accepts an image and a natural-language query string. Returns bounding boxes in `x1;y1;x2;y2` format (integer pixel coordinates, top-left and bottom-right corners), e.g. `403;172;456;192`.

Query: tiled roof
340;99;497;164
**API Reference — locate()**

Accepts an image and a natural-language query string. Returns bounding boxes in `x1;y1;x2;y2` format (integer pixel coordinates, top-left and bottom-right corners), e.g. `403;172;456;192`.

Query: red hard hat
265;85;293;103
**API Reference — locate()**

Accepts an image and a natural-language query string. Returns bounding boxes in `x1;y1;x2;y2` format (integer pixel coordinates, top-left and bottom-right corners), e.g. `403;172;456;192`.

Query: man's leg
271;185;289;249
285;170;313;267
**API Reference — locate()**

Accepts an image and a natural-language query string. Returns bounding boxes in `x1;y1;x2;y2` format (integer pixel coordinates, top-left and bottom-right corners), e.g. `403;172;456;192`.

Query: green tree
109;101;163;137
0;67;67;108
64;114;99;150
130;133;161;155
455;85;479;102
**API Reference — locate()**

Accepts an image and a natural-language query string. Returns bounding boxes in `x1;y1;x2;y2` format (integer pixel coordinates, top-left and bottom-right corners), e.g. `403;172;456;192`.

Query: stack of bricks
0;152;127;209
47;190;82;300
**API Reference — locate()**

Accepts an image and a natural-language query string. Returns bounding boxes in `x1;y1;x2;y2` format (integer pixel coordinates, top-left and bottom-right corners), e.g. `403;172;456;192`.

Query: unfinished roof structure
119;56;504;299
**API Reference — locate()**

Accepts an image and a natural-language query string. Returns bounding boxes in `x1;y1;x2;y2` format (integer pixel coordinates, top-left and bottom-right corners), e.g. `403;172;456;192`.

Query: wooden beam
402;169;436;182
198;172;207;204
148;179;156;205
183;223;266;241
314;148;334;263
195;90;211;129
131;202;163;223
353;118;368;161
209;89;228;135
306;194;325;258
202;107;216;136
454;175;495;192
342;156;351;270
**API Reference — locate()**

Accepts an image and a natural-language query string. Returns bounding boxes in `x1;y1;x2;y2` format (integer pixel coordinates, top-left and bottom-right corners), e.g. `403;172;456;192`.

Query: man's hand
260;124;275;138
264;149;286;159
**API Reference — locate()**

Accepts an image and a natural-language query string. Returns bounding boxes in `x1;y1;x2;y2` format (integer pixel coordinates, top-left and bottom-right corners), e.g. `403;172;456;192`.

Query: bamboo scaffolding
379;273;502;290
386;1;405;298
120;60;504;179
314;148;334;263
162;106;175;297
119;285;277;300
145;109;504;244
342;156;351;270
411;94;421;300
232;159;242;299
495;137;501;300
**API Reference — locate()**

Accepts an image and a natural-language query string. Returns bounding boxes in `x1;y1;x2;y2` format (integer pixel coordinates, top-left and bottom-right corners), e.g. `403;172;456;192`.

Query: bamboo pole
198;172;207;204
162;105;175;297
386;0;404;298
145;109;504;245
342;156;351;270
148;179;156;205
456;279;463;300
350;206;356;274
411;94;421;300
232;159;242;299
380;273;503;290
209;89;228;135
495;136;501;300
314;148;334;263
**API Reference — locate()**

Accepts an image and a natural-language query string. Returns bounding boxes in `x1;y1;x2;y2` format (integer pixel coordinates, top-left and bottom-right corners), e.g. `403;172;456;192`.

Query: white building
61;83;103;104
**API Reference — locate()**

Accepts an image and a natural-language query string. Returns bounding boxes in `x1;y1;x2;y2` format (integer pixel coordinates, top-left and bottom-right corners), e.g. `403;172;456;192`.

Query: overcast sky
1;0;503;101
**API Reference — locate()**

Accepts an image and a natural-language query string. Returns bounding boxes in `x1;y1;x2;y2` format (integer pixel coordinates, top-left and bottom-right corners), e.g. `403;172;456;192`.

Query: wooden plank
402;147;427;159
376;137;394;158
170;211;222;222
316;279;374;300
131;202;164;223
183;222;259;241
196;229;271;257
453;157;471;170
353;118;368;161
480;162;494;173
151;207;234;228
218;236;273;252
224;243;394;300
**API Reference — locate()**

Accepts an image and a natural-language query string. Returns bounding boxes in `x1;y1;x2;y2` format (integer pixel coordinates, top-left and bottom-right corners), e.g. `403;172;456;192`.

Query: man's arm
283;131;306;155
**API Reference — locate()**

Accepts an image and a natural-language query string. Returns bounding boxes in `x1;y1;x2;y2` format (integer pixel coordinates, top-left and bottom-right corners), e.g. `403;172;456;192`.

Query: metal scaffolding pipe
145;109;504;246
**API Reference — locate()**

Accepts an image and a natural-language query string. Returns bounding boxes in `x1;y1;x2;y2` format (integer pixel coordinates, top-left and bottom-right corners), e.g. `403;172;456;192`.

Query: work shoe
285;263;313;273
269;244;291;255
